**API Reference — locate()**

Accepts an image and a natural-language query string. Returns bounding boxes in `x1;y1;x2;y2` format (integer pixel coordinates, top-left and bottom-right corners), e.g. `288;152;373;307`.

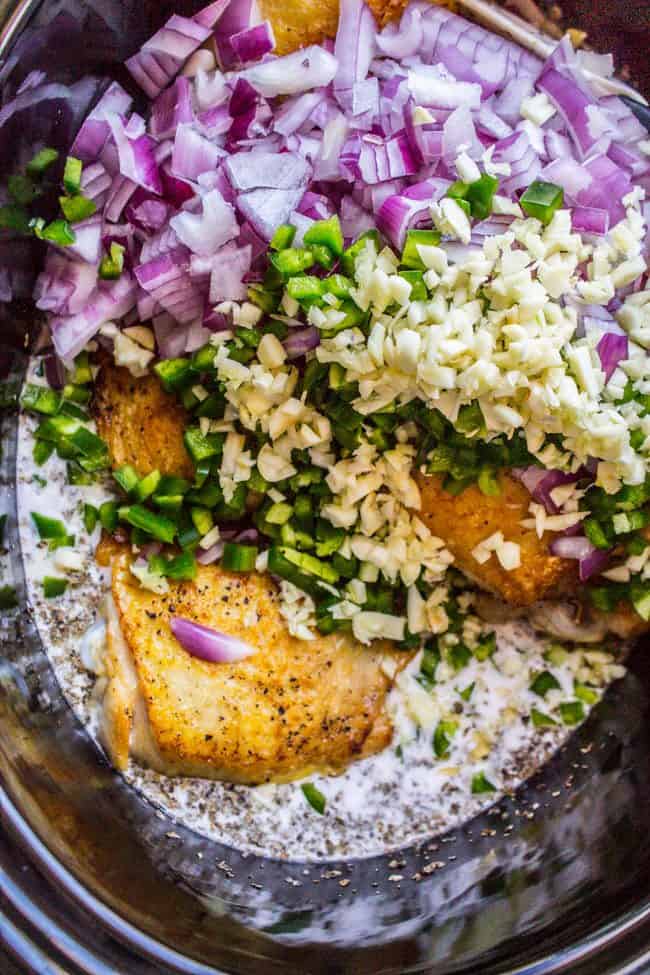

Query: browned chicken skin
100;547;404;783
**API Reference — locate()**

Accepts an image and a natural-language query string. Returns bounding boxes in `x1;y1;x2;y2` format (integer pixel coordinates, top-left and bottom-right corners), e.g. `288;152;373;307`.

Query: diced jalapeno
83;504;99;535
154;358;193;391
63;155;82;195
26;147;59;176
113;464;139;495
286;274;324;307
119;504;176;544
530;670;561;697
270;247;315;277
471;772;496;794
559;700;584;725
520;180;564;225
59;194;96;223
134;469;161;502
42;576;68;598
99;242;125;280
340;229;380;276
301;782;326;814
531;708;558;728
400;229;441;270
99;501;119;534
433;720;458;759
221;542;258;572
21;384;62;416
183;428;224;464
398;270;427;300
304;214;344;257
269;223;296;251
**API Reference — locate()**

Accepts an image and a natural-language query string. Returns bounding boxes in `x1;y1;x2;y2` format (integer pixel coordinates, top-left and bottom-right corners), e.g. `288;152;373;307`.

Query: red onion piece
283;326;320;358
597;333;629;382
571;206;610;236
243;46;338;98
170;616;256;662
549;536;611;582
43;353;66;389
196;541;225;564
50;273;138;364
234;528;260;544
70;81;133;162
230;22;275;66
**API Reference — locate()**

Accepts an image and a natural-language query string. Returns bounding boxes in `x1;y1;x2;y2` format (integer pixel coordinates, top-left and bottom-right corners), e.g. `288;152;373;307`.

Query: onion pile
9;0;642;368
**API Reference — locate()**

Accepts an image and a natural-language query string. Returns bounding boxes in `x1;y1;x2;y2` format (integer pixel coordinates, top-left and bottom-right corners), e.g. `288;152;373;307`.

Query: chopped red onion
196;541;225;564
376;5;422;59
234;528;260;544
34;253;99;316
597;332;629;382
107;113;162;195
126;14;212;99
170;616;256;662
334;0;376;94
50;273;138;363
377;177;450;249
170;188;238;256
208;243;252;302
70;81;133;162
283;326;320;358
149;77;193;142
549;536;611;582
571;206;610;236
213;0;262;69
230;22;275;66
243;45;338;98
511;466;583;515
171;124;224;181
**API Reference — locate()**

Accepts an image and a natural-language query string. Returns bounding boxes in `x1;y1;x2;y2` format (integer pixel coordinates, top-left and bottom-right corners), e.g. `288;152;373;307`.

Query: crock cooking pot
1;0;650;971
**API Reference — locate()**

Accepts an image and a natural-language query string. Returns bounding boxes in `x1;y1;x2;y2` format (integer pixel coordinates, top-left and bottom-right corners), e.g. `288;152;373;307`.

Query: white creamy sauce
16;361;625;861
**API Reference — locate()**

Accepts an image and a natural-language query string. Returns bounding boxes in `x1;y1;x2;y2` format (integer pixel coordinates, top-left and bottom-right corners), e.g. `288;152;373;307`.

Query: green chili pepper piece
400;229;441;270
340;229;380;276
221;542;258;572
559;700;584;725
398;269;427;300
111;466;138;497
119;504;177;544
99;242;125;280
26;147;59;176
83;504;99;535
59;194;96;223
433;719;458;759
31;512;68;540
304;214;344;257
520;180;564;225
63;156;83;195
21;384;62;416
269;223;296;251
471;772;496;794
301;782;326;814
530;670;561;697
270;247;315;277
43;576;68;598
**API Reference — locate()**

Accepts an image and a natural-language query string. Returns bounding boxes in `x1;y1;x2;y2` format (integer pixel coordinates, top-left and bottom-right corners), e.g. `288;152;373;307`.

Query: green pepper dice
303;215;344;257
400;229;441;270
520;180;564;225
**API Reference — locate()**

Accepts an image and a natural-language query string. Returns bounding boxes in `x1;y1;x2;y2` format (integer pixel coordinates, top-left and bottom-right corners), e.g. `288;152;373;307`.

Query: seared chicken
94;364;193;479
100;546;405;783
416;470;577;606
